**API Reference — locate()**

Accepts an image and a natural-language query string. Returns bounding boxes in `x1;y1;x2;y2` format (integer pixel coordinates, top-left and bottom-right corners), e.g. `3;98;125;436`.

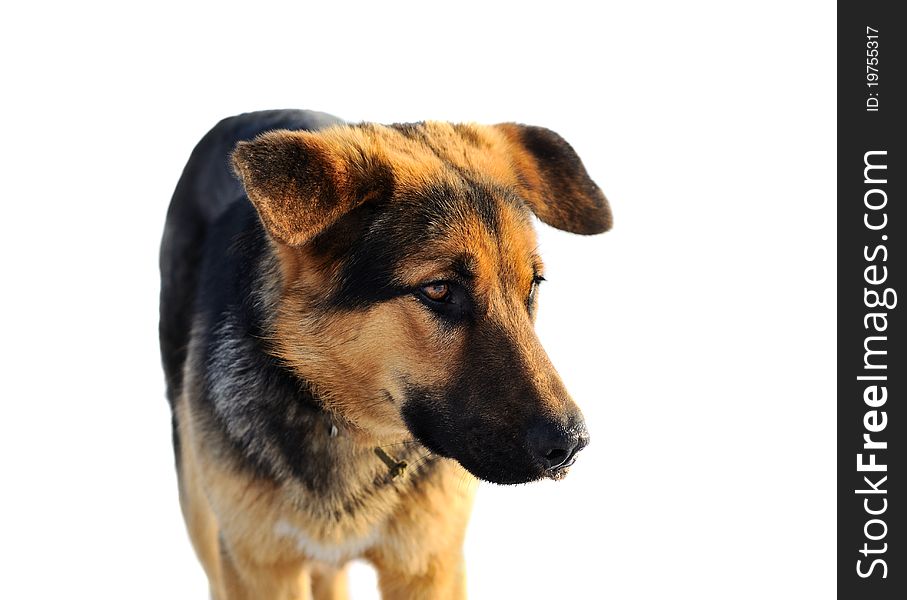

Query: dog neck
201;307;432;502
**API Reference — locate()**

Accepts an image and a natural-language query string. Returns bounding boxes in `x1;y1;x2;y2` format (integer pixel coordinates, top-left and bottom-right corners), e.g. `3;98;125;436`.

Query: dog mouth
443;432;587;485
408;440;582;484
461;449;576;485
542;449;580;481
405;425;548;485
401;398;588;485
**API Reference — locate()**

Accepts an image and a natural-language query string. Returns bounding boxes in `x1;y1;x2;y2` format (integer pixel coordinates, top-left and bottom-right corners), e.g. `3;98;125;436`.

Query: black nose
527;419;589;470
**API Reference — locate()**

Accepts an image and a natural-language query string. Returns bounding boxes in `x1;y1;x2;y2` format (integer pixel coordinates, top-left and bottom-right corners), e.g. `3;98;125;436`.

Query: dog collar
374;447;408;480
328;421;407;481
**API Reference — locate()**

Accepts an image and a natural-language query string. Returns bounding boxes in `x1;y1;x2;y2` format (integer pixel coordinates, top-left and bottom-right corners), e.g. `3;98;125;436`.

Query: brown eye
421;282;450;302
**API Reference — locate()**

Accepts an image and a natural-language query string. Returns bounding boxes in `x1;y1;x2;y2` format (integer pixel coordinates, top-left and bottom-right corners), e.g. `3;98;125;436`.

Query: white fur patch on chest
273;519;380;565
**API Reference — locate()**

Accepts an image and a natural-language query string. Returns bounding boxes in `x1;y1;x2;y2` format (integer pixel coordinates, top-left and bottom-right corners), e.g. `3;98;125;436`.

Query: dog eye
415;281;472;322
420;282;450;303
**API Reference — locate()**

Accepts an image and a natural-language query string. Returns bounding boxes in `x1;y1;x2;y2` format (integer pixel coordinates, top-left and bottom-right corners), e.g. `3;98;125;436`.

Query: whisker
376;440;421;451
456;469;475;493
408;450;436;472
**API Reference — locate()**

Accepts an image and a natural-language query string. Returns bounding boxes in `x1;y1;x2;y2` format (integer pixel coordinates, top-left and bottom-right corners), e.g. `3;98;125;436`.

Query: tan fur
267;195;553;439
178;394;475;599
232;121;611;248
175;118;607;598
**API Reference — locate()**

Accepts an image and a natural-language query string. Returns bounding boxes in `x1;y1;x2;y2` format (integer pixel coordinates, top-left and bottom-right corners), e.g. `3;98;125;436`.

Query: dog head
232;121;611;484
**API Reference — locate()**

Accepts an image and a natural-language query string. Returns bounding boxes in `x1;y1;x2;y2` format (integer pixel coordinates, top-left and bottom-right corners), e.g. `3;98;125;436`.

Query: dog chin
452;453;551;486
402;417;555;484
413;437;543;484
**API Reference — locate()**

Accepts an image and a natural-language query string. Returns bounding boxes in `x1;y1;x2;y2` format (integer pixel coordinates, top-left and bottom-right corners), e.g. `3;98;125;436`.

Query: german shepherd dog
160;109;611;599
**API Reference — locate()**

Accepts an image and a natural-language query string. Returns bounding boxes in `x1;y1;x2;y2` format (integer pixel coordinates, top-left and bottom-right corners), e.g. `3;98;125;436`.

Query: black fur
159;109;343;469
160;109;342;407
160;110;435;496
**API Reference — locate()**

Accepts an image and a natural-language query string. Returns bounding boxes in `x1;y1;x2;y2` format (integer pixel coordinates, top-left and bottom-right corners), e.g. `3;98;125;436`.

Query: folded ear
495;123;612;234
231;129;390;246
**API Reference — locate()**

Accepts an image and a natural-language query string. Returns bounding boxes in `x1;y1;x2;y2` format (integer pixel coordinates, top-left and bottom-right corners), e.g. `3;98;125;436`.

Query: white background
0;1;835;598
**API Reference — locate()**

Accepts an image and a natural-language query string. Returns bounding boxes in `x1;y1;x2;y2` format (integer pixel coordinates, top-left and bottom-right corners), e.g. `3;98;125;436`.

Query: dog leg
368;463;474;599
178;401;311;599
372;550;466;600
217;540;311;600
177;403;227;599
311;564;349;600
178;481;225;599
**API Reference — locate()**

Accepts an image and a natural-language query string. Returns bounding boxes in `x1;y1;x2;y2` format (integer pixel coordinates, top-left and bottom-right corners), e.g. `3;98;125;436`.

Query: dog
159;109;612;599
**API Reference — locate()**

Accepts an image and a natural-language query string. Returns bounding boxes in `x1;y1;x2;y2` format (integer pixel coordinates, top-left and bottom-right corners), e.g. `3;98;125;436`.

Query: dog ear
494;124;612;234
231;129;390;246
